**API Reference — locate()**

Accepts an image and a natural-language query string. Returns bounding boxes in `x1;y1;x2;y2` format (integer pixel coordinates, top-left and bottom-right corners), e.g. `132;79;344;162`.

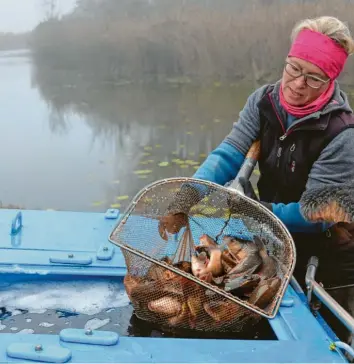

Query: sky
0;0;76;33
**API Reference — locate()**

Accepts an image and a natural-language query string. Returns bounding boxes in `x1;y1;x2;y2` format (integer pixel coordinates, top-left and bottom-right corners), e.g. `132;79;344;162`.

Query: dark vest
256;87;354;287
257;88;354;204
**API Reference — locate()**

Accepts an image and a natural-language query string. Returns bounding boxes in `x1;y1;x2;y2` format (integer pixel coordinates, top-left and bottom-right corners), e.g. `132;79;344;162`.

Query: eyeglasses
284;61;330;89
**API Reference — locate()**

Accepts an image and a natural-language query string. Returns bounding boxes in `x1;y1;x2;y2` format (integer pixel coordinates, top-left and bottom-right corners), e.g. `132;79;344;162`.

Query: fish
162;278;205;329
224;274;261;296
146;256;174;281
129;278;184;304
221;250;238;273
253;236;278;280
191;251;208;277
158;213;188;240
198;271;213;283
203;300;240;322
185;282;205;316
248;277;282;309
205;247;223;277
193;235;224;277
186;285;204;328
148;296;182;317
123;274;144;299
222;236;244;256
191;251;223;280
168;302;189;326
187;293;202;319
199;234;219;249
173;261;192;274
222;235;262;276
211;275;225;287
190;252;214;284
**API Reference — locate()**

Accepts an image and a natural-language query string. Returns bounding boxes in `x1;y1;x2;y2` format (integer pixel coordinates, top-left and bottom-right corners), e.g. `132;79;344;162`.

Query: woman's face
281;57;330;106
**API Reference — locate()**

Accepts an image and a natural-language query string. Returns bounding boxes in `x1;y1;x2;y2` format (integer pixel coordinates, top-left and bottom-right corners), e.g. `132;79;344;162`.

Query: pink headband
288;28;348;80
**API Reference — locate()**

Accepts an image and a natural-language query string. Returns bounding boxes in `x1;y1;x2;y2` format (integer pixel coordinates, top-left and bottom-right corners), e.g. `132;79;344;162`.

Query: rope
325;283;354;291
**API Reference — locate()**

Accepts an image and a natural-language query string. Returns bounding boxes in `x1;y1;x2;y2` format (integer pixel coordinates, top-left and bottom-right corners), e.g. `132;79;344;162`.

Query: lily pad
140;160;154;165
158;161;169;167
203;207;218;214
172;159;184;165
116;195;129;201
110;203;121;208
195;214;207;218
134;170;152;175
185;160;199;165
91;201;105;207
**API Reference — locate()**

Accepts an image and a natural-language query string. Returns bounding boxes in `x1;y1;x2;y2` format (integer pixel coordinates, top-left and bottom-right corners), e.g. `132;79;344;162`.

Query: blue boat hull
0;209;349;363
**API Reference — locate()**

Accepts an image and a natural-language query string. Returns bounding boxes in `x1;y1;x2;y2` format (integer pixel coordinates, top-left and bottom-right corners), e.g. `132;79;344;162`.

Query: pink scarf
279;80;335;118
279;29;348;118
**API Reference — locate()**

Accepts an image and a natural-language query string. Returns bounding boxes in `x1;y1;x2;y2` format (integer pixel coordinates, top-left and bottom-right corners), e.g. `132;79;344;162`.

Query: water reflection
2;50;353;212
0;50;254;211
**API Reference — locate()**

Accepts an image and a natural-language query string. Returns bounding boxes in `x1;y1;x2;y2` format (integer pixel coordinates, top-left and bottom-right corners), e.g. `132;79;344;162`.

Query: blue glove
272;202;331;233
238;177;329;233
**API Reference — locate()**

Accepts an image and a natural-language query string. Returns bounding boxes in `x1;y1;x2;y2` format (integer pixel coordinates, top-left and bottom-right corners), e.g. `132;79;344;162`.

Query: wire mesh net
109;178;296;332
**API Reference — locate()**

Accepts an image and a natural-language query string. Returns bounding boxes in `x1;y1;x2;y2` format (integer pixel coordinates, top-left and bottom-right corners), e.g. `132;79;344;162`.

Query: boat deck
0;209;348;363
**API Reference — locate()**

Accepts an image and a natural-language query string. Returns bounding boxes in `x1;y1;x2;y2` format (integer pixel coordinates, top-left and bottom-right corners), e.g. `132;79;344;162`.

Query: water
0;49;253;213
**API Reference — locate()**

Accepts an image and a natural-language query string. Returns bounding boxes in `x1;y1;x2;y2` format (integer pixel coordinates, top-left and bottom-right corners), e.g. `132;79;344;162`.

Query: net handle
228;139;260;192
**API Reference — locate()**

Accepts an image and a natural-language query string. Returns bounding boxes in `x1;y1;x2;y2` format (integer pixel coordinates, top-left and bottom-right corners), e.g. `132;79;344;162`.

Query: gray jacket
224;80;354;190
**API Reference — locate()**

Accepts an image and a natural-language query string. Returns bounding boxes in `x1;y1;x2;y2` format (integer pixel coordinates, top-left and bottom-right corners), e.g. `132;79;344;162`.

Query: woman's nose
293;75;306;88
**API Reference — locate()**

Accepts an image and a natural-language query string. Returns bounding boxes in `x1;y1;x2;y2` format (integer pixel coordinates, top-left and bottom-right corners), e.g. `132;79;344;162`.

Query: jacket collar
257;80;352;133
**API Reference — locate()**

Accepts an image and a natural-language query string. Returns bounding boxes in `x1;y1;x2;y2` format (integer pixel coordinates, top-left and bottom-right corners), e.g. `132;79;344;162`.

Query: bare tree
42;0;59;21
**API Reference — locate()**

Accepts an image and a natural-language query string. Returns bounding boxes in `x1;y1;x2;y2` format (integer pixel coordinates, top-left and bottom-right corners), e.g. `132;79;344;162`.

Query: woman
159;16;354;343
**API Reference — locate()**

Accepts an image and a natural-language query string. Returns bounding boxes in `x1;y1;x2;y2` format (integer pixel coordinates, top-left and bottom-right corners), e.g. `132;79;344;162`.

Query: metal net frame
109;177;296;332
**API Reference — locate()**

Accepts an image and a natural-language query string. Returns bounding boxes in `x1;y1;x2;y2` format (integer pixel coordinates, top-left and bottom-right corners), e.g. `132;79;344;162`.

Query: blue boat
0;207;353;363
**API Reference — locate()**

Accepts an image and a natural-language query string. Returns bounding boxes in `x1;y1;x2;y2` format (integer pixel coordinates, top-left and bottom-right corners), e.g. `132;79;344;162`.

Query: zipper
268;94;285;134
276;134;289;167
268;93;311;140
276;145;282;168
289;143;296;173
268;94;307;171
268;94;287;169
